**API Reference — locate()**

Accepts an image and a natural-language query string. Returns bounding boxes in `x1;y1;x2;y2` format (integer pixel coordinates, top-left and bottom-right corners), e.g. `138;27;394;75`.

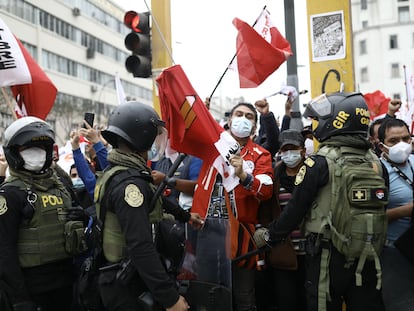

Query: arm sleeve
269;156;329;240
93;141;109;171
111;179;180;308
257;112;280;158
72;148;96;199
0;191;31;304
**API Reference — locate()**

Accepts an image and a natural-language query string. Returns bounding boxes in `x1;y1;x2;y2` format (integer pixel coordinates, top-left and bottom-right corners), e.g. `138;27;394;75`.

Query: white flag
405;66;414;103
115;72;126;105
0;18;31;86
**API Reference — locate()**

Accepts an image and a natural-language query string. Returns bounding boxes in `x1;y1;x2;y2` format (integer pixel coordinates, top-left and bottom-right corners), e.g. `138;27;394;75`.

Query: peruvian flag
364;90;390;120
233;9;292;88
0;17;57;120
156;65;241;215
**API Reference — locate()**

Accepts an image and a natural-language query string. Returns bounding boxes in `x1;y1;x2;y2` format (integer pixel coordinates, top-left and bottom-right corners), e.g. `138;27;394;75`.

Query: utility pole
151;0;172;115
284;0;303;131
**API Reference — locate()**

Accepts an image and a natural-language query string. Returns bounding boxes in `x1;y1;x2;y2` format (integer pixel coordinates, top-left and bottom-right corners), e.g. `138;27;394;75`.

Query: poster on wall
310;10;346;62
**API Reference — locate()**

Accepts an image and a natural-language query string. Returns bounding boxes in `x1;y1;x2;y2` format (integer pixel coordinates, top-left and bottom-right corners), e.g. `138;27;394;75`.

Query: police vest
6;179;72;268
94;166;163;263
303;145;387;310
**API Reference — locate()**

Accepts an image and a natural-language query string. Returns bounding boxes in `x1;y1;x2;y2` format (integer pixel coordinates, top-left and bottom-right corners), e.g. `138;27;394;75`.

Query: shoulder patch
294;165;307;185
124;184;144;208
304;157;315;167
0;196;7;215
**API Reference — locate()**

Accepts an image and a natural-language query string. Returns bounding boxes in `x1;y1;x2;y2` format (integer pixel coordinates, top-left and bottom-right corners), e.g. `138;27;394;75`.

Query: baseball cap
279;129;304;149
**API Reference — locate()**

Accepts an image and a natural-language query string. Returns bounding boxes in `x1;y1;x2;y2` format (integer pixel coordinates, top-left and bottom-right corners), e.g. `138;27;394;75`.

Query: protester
377;117;414;310
0;117;75;310
256;129;307;311
95;101;189;311
255;92;388;311
254;98;280;160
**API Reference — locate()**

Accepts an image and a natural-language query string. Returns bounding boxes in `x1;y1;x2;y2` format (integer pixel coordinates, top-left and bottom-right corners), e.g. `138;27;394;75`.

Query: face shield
303;94;332;119
148;126;168;161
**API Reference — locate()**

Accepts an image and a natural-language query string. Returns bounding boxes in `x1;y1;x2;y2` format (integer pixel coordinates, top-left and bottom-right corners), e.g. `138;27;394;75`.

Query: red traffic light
124;11;149;33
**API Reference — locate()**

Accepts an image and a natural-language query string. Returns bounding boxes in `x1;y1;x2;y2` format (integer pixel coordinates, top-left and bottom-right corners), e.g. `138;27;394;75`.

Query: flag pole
208;5;267;101
403;65;410;105
1;87;18;120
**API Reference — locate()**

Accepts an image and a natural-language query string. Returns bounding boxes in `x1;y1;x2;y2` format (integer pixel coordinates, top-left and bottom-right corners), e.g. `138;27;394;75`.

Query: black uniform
268;154;385;311
0;184;73;311
98;167;180;310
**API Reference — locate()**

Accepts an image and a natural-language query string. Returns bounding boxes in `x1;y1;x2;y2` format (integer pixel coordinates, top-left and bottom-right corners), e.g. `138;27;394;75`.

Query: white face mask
231;116;253;138
20;147;47;172
305;138;314;156
383;141;412;164
281;150;303;168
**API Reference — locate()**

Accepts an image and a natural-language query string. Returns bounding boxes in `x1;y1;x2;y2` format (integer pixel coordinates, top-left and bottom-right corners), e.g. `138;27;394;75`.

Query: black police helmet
303;92;370;142
102;101;164;152
3;116;55;171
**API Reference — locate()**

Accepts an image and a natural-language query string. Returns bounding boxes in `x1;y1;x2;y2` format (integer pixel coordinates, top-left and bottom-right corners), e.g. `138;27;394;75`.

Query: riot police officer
254;92;387;311
95;101;189;311
0;117;74;310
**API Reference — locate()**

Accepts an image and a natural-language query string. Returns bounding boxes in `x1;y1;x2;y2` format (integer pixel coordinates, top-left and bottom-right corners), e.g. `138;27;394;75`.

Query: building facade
351;0;414;100
0;0;153;145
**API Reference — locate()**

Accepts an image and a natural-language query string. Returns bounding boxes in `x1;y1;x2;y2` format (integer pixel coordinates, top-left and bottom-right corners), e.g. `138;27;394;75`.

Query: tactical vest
5;179;72;268
304;145;388;311
94;166;163;263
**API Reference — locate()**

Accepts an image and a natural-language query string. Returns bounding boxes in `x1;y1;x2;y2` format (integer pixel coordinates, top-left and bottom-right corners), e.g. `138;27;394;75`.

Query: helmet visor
150;126;168;161
303;94;332;119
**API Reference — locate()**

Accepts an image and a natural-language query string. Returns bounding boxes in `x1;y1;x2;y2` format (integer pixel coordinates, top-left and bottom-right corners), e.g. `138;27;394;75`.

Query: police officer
0;117;74;310
254;92;387;311
95;101;189;311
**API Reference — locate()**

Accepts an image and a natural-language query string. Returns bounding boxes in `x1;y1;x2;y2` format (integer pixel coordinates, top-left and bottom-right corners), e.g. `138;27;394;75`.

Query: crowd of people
0;91;413;311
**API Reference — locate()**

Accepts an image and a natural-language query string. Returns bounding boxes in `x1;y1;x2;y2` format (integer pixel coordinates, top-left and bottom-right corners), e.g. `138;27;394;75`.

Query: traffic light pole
151;0;172;115
284;0;303;131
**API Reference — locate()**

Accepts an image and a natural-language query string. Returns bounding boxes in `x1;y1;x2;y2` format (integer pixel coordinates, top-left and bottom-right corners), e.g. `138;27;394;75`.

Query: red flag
364;90;390;120
10;38;57;120
233;10;292;88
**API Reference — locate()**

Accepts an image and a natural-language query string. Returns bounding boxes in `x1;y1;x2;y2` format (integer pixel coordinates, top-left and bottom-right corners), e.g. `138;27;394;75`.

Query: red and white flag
232;9;292;88
363;90;390;120
0;17;57;120
156;65;240;192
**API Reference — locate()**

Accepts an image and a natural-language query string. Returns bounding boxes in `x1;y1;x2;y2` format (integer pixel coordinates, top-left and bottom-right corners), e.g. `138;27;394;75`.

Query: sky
114;0;312;120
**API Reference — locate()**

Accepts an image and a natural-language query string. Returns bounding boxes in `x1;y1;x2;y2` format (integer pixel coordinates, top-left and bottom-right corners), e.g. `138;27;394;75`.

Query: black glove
67;205;87;222
12;301;36;311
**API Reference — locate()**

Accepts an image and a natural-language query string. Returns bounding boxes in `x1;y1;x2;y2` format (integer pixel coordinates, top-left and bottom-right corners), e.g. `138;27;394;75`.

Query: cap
279;129;304;149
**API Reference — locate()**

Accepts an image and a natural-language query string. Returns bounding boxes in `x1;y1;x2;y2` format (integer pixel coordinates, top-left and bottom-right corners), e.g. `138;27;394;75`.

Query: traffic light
124;11;151;78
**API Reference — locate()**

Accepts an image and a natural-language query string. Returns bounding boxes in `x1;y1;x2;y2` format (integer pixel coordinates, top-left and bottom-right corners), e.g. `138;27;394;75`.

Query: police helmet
3;116;55;171
102;101;165;152
303;92;369;142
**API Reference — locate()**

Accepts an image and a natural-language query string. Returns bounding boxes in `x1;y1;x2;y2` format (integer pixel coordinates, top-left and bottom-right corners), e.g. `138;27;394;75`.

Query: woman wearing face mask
377;118;414;310
256;129;307;311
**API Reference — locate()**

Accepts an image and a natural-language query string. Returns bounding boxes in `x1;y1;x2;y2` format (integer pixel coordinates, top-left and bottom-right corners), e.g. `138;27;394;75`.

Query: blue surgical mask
281;150;303;168
231;116;253;138
71;177;85;189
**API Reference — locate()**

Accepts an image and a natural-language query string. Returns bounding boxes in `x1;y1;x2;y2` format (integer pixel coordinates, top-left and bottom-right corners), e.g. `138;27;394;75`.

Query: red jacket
193;139;273;224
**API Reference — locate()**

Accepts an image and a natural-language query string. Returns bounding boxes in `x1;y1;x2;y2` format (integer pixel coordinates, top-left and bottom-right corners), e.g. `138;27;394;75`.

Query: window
398;6;410;23
361;67;368;82
361;0;367;10
391;63;400;78
362;21;368;28
390;35;398;49
359;40;367;55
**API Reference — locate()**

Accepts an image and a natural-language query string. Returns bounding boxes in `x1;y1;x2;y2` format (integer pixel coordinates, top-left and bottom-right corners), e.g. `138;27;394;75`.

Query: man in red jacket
192;102;273;311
